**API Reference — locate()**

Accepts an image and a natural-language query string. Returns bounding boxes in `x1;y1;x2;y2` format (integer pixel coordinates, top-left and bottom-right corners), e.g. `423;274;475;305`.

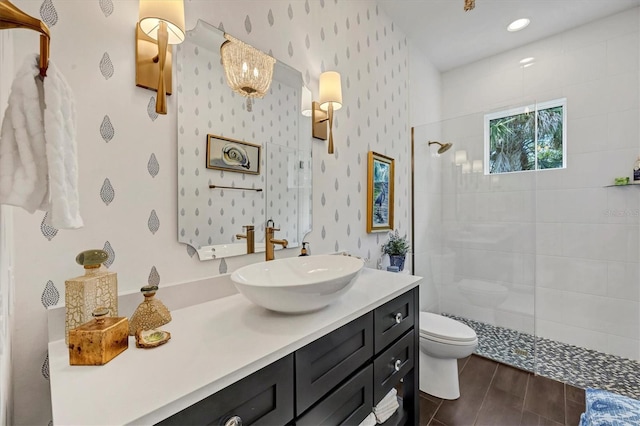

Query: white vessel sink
230;255;365;313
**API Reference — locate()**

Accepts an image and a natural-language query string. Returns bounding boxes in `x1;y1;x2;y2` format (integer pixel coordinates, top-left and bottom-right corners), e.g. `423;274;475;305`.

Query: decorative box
68;308;129;366
65;250;118;344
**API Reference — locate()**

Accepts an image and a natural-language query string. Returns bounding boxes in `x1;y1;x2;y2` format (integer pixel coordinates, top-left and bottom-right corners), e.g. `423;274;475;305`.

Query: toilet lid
419;312;477;342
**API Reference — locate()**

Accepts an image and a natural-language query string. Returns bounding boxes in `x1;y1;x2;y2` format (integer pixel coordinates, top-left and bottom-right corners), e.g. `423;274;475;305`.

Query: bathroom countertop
48;268;421;425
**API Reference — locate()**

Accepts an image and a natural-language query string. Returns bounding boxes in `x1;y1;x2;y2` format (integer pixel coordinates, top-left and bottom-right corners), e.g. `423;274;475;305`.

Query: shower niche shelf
604;182;640;188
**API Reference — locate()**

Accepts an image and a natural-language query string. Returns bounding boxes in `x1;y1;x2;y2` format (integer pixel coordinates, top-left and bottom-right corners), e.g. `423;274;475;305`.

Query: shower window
484;98;566;174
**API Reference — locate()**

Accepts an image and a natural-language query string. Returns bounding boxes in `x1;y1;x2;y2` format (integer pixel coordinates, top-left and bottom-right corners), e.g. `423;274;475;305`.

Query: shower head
428;141;453;154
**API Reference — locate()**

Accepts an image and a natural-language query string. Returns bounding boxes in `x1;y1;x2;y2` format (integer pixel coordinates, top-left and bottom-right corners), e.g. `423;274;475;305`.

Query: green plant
381;230;409;256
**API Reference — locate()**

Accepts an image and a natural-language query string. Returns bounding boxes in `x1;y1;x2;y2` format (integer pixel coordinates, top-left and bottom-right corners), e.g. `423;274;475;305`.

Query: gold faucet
265;219;288;261
236;225;255;254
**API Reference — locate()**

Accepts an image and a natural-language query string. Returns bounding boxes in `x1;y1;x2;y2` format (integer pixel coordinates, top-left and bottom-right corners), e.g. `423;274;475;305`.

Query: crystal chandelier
220;34;276;111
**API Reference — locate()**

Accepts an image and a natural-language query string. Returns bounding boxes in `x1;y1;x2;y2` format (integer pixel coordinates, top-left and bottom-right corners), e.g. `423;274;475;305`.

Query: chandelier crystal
220;34;276;111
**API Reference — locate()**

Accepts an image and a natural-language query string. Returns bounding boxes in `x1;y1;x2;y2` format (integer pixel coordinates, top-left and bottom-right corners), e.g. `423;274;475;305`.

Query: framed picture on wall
206;134;261;174
366;151;394;233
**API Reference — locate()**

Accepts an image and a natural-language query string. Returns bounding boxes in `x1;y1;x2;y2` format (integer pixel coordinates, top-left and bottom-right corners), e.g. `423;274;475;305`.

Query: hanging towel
373;388;399;424
0;54;83;229
358;413;376;426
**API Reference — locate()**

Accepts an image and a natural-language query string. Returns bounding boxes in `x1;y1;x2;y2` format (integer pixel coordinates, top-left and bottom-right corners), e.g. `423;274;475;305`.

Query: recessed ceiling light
519;57;535;64
507;18;530;32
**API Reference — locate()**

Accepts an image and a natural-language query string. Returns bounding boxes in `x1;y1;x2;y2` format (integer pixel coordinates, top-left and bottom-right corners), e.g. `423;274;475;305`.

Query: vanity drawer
295;312;373;415
373;329;414;404
374;290;415;353
296;364;373;426
157;354;294;426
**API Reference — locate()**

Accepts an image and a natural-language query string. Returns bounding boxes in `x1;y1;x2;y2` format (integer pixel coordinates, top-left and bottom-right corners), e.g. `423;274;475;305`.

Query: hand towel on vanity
0;54;83;229
358;412;376;426
373;388;399;424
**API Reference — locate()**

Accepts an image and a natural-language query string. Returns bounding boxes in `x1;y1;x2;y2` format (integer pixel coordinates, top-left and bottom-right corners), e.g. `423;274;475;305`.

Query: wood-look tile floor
419;355;586;426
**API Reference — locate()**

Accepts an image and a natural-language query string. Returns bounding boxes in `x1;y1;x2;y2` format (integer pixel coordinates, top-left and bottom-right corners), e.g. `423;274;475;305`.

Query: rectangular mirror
176;20;312;260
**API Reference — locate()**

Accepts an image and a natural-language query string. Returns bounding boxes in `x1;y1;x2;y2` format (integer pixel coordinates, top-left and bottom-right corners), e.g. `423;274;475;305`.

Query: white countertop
48;268;421;425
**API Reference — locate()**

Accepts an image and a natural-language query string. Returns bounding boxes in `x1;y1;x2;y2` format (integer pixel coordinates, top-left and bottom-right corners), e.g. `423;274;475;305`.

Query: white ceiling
377;0;640;71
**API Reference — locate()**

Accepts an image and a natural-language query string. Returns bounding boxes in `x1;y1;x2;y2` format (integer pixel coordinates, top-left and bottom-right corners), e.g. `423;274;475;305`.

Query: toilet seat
419;312;476;344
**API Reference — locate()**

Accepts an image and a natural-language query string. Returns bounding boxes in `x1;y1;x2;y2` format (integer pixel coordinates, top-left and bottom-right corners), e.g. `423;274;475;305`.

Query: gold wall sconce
311;71;343;154
135;0;185;115
220;34;276;112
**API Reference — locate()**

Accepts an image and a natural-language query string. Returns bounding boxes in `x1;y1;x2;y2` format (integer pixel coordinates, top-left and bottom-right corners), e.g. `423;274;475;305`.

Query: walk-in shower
410;6;640;399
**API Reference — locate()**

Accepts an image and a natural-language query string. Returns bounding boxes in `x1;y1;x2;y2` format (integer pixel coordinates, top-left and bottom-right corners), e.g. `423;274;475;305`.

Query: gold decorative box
65;250;118;344
68;308;129;366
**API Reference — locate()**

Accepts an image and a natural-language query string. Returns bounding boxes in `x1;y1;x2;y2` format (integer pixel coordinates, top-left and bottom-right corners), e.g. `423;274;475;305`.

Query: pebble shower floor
444;314;640;400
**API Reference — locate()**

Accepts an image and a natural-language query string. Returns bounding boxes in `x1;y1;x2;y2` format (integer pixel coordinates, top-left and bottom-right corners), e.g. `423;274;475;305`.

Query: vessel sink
230;255;365;313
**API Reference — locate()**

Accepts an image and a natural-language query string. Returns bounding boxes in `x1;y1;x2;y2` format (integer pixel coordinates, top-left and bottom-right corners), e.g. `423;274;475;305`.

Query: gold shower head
428;141;453;154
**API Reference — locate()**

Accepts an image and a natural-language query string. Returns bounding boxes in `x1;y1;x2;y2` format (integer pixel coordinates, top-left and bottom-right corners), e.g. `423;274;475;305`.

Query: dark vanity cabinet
158;288;419;426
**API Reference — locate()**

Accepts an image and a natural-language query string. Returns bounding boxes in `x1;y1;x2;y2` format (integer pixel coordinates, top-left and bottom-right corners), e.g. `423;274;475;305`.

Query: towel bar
0;0;51;77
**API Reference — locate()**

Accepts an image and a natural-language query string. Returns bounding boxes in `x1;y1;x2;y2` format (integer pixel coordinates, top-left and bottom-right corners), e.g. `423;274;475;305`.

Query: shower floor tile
443;314;640;400
420;355;583;426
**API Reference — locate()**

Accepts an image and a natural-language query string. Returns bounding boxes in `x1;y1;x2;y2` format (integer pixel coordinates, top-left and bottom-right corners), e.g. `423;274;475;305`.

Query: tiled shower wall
437;9;640;361
7;1;417;424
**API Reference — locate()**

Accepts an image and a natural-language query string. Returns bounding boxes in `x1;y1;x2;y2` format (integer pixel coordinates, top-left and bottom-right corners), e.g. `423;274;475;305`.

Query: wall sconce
312;71;343;154
454;150;467;165
135;0;185;115
220;34;276;112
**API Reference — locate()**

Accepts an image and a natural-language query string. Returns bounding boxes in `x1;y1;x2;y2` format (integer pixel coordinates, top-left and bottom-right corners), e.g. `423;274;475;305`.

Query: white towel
358;412;376;426
0;54;82;229
373;388;399;424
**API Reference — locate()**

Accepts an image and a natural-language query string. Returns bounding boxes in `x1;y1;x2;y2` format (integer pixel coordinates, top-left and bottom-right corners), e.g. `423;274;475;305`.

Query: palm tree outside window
484;98;566;174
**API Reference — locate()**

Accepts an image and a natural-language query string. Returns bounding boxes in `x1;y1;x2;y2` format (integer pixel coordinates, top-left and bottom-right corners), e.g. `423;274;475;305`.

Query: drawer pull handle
224;416;242;426
394;312;403;324
394;359;402;371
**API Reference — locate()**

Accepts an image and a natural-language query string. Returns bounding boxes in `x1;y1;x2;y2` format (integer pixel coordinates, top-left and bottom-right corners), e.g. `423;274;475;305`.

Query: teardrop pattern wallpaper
8;0;410;424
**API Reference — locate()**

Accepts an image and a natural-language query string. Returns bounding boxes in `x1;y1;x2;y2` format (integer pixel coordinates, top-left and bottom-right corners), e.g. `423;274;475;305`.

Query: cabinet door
374;290;415;353
296;365;373;426
157;354;294;426
373;330;415;404
295;312;373;415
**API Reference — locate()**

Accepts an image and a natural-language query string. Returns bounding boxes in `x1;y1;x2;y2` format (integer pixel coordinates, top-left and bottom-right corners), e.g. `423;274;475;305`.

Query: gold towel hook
0;0;51;77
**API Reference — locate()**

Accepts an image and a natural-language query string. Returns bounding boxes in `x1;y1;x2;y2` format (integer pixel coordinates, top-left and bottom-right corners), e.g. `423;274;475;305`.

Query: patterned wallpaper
7;0;412;424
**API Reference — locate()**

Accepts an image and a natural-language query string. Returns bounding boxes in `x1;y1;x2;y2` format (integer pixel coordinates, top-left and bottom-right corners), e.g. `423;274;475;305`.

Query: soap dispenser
65;250;118;344
299;242;310;256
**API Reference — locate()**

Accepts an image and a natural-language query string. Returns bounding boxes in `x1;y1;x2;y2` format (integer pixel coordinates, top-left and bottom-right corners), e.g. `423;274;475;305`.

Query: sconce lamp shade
319;71;342;111
301;86;313;117
139;0;185;44
454;150;467;165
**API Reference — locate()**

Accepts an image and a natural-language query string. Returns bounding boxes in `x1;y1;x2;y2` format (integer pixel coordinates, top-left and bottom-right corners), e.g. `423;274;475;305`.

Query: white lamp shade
301;86;312;117
472;160;483;173
139;0;186;45
454;150;467;165
462;161;471;174
319;71;342;111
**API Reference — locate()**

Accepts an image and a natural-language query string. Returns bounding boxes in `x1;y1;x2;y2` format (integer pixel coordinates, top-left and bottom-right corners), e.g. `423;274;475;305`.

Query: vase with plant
381;230;409;271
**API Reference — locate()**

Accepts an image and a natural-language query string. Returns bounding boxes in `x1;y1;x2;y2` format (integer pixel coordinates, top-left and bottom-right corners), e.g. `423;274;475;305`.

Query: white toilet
419;312;478;400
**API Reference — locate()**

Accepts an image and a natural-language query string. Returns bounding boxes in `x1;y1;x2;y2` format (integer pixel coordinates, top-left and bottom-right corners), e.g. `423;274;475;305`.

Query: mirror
176;20;312;260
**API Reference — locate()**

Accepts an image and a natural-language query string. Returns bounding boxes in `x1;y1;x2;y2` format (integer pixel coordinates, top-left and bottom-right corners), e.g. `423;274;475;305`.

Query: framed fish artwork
206;134;261;175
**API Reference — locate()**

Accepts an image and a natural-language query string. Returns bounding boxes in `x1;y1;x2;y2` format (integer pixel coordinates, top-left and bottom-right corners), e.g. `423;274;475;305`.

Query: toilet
419;312;478;400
